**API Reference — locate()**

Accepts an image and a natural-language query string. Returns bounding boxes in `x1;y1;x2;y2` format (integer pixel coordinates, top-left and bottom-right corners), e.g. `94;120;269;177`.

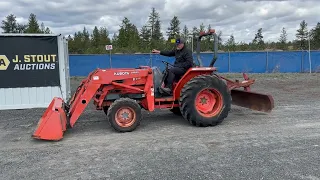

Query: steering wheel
161;60;174;67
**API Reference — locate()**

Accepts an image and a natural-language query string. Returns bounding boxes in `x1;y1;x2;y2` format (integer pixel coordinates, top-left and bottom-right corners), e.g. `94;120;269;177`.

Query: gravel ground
1;73;320;180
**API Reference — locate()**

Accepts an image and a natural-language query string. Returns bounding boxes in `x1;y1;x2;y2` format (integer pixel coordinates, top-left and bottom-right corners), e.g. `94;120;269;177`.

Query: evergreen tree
117;17;140;52
199;23;205;32
191;26;199;51
278;27;287;50
1;14;18;33
99;27;110;46
204;24;212;51
153;19;163;41
128;24;140;52
226;34;236;51
198;23;206;50
5;12;320;53
39;22;52;34
147;8;163;48
252;28;264;50
182;25;189;40
147;7;158;40
139;25;151;50
310;22;320;49
117;17;131;48
82;27;90;50
166;16;181;41
295;20;308;50
86;26;100;53
44;27;51;34
71;31;83;53
91;26;100;47
181;25;191;49
111;33;118;48
40;22;46;33
16;24;27;33
192;26;199;38
25;13;41;33
67;35;76;53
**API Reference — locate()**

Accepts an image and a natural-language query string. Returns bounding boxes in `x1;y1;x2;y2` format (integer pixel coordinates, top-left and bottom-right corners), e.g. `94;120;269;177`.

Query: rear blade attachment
32;97;68;141
231;89;274;113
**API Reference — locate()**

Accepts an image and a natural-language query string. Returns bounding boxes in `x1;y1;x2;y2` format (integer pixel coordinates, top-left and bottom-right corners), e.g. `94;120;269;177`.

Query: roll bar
195;29;218;67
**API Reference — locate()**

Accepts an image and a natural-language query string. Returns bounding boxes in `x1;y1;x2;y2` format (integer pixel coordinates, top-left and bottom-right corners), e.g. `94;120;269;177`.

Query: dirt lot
1;73;320;180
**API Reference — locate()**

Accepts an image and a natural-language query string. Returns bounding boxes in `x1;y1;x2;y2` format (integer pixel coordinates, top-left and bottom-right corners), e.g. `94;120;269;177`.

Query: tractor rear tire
107;98;142;132
179;75;231;127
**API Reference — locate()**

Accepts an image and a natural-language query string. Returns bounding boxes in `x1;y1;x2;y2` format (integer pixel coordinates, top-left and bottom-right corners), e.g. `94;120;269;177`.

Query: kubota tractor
32;29;274;141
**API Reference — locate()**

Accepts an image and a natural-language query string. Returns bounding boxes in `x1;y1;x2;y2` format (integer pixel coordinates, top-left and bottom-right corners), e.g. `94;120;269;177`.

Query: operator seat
151;67;164;97
151;64;195;97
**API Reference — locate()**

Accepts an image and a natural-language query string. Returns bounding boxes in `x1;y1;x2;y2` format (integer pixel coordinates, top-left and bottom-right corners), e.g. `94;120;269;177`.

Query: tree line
1;9;320;54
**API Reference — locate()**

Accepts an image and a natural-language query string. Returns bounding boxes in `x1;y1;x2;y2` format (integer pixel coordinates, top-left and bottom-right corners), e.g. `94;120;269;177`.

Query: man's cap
170;37;186;44
175;37;185;44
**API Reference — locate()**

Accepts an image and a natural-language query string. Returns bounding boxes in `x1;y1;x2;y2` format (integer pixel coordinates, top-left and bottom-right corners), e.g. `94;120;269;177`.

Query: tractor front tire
179;75;231;127
107;98;142;132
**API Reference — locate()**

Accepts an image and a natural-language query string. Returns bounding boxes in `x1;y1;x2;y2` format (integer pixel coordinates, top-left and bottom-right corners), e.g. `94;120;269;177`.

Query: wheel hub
200;96;208;105
115;107;136;127
195;88;223;117
121;111;129;119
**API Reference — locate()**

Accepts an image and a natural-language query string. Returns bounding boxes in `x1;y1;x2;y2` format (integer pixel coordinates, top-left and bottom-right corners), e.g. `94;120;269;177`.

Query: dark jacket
160;46;194;70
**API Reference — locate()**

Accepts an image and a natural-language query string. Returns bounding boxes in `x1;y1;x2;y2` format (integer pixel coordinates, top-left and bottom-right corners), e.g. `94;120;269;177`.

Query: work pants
165;67;186;89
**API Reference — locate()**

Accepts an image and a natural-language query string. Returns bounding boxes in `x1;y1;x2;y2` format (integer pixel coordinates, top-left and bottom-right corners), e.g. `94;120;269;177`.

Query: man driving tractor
152;37;194;94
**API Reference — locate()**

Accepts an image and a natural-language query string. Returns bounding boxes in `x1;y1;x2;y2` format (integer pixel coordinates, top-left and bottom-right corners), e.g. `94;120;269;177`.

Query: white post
190;34;194;53
110;49;112;68
146;25;153;67
192;37;194;53
106;45;113;68
308;33;311;73
228;50;230;72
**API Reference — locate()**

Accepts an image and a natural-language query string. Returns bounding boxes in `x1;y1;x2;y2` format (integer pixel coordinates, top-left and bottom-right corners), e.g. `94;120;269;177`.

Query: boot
160;86;172;95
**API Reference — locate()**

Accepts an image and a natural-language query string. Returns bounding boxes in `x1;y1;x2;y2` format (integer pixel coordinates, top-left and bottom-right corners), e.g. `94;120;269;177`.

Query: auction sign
0;35;60;88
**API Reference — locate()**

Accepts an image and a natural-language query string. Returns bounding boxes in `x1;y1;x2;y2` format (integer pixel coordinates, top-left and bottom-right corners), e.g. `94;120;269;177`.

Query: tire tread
179;74;231;127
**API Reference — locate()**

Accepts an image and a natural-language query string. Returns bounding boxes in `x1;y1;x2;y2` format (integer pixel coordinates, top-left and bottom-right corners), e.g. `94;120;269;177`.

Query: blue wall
69;51;320;76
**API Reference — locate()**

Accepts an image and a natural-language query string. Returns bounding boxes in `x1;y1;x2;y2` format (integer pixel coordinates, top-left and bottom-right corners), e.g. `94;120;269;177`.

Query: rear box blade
231;89;274;113
32;97;67;141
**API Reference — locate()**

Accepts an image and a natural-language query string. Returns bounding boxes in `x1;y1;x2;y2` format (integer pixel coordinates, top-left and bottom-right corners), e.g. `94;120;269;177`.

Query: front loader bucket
231;89;274;113
32;97;67;141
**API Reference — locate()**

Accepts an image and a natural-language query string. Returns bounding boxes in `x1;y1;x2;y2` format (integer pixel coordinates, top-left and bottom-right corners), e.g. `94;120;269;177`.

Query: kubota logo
0;55;10;70
114;72;129;76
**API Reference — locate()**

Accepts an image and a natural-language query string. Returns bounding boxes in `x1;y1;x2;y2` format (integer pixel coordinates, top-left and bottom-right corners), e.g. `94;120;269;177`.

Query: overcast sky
0;0;319;43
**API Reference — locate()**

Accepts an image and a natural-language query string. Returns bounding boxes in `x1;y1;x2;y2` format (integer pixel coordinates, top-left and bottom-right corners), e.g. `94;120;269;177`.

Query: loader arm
32;67;153;141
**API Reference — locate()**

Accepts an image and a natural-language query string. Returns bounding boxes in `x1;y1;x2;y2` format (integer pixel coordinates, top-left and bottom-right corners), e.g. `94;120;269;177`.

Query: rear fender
173;67;217;99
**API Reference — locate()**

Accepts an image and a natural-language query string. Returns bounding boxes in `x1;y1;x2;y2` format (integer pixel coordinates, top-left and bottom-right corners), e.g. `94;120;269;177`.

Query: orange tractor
32;29;274;141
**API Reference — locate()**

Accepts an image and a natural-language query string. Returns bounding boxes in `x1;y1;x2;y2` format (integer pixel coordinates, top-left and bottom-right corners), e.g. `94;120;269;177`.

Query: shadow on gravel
1;102;275;145
24;109;189;142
